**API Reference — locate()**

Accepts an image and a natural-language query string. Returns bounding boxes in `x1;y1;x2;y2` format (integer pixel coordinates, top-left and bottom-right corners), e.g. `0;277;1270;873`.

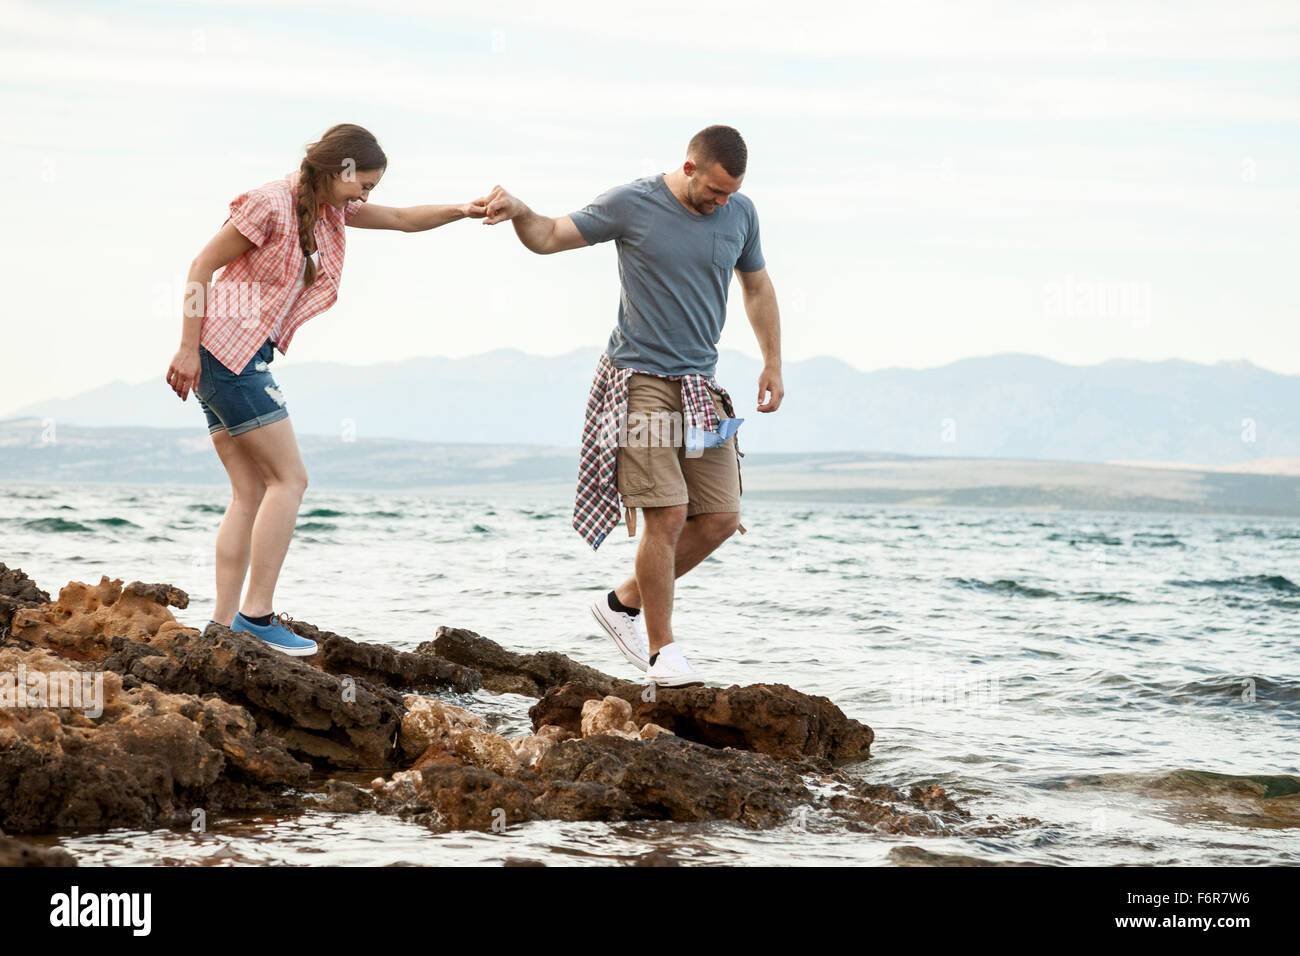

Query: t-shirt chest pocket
712;232;743;270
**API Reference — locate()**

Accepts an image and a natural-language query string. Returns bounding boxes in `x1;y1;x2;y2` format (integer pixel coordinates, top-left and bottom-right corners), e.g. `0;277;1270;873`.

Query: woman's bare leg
228;417;308;619
210;429;267;626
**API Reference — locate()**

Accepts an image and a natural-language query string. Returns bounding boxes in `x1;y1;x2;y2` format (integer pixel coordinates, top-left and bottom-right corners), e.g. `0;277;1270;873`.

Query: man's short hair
688;125;747;178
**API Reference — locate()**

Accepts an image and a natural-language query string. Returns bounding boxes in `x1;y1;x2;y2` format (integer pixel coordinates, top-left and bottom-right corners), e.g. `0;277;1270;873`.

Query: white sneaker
590;596;649;671
647;642;704;687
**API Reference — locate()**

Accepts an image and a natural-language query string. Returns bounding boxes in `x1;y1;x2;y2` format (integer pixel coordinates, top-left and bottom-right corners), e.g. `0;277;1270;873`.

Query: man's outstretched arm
736;267;784;413
482;185;590;254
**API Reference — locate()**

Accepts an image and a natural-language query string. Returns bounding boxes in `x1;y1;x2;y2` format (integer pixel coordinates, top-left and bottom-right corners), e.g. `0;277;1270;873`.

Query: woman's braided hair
295;124;387;287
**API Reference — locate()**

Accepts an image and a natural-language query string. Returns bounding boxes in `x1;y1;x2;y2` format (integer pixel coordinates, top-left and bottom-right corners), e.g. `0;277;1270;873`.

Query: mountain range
6;350;1297;466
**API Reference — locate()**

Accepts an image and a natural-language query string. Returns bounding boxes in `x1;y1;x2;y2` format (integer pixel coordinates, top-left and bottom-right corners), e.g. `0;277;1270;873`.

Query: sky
0;0;1297;416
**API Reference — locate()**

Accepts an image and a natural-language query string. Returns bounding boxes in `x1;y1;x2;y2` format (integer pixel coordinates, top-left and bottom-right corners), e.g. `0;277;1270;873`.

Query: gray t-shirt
569;174;764;378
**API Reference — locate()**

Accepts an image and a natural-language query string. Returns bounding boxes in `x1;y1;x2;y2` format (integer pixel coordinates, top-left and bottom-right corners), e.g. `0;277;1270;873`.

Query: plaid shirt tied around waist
573;352;745;550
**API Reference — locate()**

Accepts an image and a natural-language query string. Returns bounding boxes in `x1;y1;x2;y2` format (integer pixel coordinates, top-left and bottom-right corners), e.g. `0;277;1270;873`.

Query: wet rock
0;645;309;833
104;624;402;770
536;733;811;828
399;696;488;758
506;723;578;771
421;626;623;697
373;765;535;833
411;743;463;770
308;779;376;813
0;833;76;866
532;680;873;762
287;619;480;695
533;781;636;821
632;849;681;867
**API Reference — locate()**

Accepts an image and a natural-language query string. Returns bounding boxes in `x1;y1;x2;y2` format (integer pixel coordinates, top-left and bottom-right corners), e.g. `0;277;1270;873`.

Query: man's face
683;160;744;215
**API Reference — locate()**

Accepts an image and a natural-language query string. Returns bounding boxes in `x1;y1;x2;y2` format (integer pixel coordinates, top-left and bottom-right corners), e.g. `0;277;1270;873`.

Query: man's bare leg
635;504;688;656
616;512;739;628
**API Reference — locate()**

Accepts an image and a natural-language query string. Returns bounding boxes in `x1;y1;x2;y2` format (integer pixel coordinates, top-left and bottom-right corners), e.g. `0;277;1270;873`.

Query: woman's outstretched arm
348;199;488;231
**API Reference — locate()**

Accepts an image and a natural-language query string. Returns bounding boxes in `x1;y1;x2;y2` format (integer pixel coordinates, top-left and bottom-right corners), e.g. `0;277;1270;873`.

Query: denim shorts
195;338;290;437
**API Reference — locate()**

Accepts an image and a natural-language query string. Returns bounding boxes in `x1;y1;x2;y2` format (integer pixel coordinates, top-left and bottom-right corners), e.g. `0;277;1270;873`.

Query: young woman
164;123;486;656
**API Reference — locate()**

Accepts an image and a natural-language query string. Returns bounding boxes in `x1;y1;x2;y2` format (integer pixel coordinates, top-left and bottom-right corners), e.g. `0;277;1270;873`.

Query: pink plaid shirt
199;170;363;374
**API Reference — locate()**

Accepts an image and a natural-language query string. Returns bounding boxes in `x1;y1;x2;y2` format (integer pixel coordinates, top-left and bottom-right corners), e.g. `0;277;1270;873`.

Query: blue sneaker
230;611;319;657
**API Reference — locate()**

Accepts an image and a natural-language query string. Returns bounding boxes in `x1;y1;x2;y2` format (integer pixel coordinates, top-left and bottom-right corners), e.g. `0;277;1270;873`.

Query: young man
483;125;784;686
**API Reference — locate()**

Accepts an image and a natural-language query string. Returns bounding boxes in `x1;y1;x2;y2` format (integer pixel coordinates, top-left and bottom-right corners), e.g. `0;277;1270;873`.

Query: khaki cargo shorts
616;373;742;517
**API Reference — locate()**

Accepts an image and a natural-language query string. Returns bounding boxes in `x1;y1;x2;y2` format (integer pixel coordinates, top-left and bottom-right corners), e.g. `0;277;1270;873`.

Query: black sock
241;612;272;626
649;652;659;666
608;590;640;617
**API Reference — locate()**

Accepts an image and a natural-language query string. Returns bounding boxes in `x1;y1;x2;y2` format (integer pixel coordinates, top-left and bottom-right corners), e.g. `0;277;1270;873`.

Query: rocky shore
0;562;1032;864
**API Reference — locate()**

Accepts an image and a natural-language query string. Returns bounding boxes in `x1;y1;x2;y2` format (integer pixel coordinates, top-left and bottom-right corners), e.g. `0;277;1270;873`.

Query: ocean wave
1046;532;1122;546
1054;671;1300;708
187;503;225;514
296;521;336;532
91;517;140;528
1038;769;1300;799
1132;533;1184;547
1072;590;1136;604
23;517;92;533
1169;574;1299;593
951;577;1059;599
302;507;347;518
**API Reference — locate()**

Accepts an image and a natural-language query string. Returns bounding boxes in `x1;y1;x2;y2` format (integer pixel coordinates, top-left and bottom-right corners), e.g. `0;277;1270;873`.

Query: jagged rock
633;849;681;867
536;733;811;828
420;630;872;762
0;834;76;866
287;619;480;695
0;564;52;639
506;724;578;771
372;765;536;832
0;564;50;604
421;626;624;696
531;680;873;762
308;779;376;813
533;781;636;821
580;695;641;739
399;696;488;758
411;743;463;770
9;576;193;662
103;624;402;770
0;645;309;832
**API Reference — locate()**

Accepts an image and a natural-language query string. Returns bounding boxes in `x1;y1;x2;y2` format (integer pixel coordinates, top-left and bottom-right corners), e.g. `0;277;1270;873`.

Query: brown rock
373;765;535;832
0;834;76;866
10;576;192;662
0;645;309;833
532;680;874;762
104;624;403;770
580;695;640;739
422;626;625;697
533;781;635;821
536;733;811;828
399;696;488;758
288;619;480;695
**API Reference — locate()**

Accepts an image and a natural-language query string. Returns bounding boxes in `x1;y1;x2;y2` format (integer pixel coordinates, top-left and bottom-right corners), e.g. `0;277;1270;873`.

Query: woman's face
327;166;385;208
